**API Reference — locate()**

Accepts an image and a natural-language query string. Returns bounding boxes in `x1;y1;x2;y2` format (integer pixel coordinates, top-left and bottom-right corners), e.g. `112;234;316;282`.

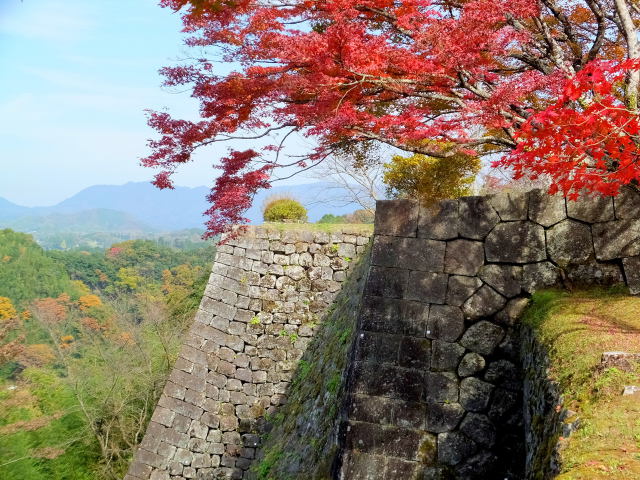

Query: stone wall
521;325;579;480
337;188;640;479
125;226;372;480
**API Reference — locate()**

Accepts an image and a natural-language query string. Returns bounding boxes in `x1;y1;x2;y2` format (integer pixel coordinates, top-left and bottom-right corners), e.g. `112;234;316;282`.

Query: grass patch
523;288;640;479
255;223;373;234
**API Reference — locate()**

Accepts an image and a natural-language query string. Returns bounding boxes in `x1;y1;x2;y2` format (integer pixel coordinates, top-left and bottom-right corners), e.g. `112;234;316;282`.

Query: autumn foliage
144;0;640;236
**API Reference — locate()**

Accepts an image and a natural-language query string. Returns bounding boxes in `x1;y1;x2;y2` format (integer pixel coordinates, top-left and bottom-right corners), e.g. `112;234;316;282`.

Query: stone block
459;377;494;412
360;296;404;334
614;187;640;219
484;360;519;389
522;261;561;293
485;221;546;263
444;239;485;276
401;301;430;337
458;353;486;378
488;191;528;221
425;402;465;433
494;297;530;326
352;362;424;402
459;413;496;448
348;394;395;425
565;261;624;286
418;199;459;240
437;431;478;466
374;199;419;237
357;331;401;364
342;451;387;480
547;220;594;266
431;341;465;371
458;196;500;240
446;275;483;307
567;194;615;223
427;305;464;342
623;256;640;295
367;266;409;298
528;189;566;226
462;285;506;320
406;271;448;304
372;235;446;272
478;264;522;298
425;371;459;402
398;336;431;369
593;218;640;260
460;321;505;356
345;421;426;460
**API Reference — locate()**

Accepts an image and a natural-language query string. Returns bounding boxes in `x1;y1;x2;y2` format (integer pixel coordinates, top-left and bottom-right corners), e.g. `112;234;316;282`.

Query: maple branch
614;0;640;110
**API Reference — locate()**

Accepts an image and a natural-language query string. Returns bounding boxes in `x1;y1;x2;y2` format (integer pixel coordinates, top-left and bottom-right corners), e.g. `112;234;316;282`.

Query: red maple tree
144;0;640;236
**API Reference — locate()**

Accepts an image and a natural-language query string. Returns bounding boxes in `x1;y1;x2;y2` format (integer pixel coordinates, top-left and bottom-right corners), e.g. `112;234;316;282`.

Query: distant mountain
4;209;157;235
0;181;363;232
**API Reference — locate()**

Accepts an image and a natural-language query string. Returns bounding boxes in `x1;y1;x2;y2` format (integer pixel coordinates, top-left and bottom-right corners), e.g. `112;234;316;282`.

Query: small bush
263;197;308;223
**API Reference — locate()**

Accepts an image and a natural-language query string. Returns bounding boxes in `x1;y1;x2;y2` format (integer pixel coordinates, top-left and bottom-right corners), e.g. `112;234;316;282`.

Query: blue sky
0;0;308;207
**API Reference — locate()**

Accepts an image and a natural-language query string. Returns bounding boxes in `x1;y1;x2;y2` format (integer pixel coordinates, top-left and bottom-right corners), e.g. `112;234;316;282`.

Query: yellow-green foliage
522;288;640;479
263;198;308;223
383;147;480;204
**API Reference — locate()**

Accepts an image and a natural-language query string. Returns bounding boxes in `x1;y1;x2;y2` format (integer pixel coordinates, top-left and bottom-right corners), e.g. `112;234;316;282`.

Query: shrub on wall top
263;197;308;223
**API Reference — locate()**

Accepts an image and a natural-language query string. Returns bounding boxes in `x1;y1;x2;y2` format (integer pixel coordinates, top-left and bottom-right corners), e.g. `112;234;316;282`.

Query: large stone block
592;218;640;260
528;189;566;227
352;362;424;402
371;235;445;272
437;431;478;466
406;271;449;304
488;191;528;221
425;402;465;433
478;265;522;298
462;285;506;320
458;196;500;240
460;321;505;356
426;372;459;403
614;187;640;219
367;266;409;299
458;353;486;378
459;377;494;412
418;199;459;240
623;256;640;295
459;413;496;448
427;305;464;342
522;261;561;293
445;239;485;276
374;199;419;237
485;221;546;263
446;275;483;307
546;220;594;266
431;341;466;371
567;194;615;223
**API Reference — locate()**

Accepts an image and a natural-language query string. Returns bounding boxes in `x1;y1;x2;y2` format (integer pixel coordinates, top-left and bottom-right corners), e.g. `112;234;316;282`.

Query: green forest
0;229;215;479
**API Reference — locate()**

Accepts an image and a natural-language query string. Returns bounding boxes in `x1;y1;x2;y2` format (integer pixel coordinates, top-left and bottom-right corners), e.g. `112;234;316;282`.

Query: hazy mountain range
0;182;361;249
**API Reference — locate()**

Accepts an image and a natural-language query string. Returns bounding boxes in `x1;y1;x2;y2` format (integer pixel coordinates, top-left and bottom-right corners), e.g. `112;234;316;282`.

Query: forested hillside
0;230;215;479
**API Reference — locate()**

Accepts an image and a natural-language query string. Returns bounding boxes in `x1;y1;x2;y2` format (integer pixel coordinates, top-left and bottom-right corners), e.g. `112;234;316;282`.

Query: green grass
523;288;640;479
256;223;373;234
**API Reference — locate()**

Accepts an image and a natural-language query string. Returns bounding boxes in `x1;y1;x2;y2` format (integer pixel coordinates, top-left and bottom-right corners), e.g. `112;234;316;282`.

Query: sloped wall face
339;189;640;480
125;227;371;480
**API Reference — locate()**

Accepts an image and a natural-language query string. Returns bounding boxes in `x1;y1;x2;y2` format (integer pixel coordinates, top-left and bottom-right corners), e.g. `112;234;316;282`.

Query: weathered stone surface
458;353;486;378
425;402;465;433
623;256;640;295
460;413;496;448
462;285;506;320
485;221;546;263
459;377;494;412
614;187;640;219
406;271;449;304
494;297;530;327
427;305;464;342
565;261;624;286
372;236;446;272
592;219;640;260
445;239;485;276
567;194;615;223
366;266;408;299
426;372;459;403
522;262;561;294
460;321;505;355
438;431;478;466
484;360;519;389
488;191;528;221
418;200;459;240
458;196;500;240
431;341;466;371
529;189;566;227
478;264;522;298
446;275;483;307
374;199;419;236
546;220;594;267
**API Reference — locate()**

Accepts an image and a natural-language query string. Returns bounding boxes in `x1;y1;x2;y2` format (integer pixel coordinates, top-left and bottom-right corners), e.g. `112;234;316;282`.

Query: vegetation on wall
522;288;640;480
